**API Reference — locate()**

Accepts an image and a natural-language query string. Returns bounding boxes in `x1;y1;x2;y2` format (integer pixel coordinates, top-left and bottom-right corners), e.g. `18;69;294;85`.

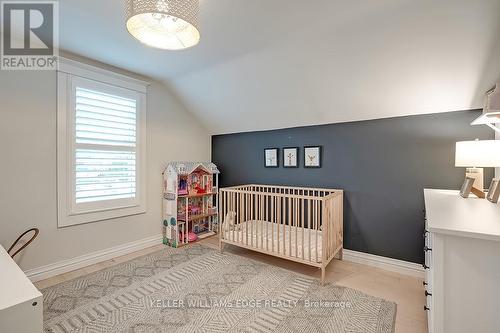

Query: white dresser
424;189;500;333
0;245;43;333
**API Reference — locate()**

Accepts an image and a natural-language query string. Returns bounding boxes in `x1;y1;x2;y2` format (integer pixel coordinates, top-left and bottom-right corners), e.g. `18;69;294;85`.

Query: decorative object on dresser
219;184;344;285
283;147;299;168
455;139;500;196
264;148;279;168
304;145;322;168
162;162;220;247
423;189;500;333
459;177;475;198
487;178;500;203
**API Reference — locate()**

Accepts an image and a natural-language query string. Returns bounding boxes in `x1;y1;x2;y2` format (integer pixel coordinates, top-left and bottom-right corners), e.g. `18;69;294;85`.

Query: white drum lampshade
455;140;500;191
455;140;500;168
126;0;200;50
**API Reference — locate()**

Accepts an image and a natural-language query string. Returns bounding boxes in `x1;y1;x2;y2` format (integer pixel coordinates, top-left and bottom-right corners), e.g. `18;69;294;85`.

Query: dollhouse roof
165;162;220;175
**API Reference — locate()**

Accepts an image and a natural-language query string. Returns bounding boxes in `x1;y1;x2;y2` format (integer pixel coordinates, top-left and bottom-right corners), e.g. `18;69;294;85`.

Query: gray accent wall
212;111;495;264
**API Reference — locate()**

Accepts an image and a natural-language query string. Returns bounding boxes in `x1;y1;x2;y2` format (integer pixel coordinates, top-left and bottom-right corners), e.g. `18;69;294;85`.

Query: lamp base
471;187;486;199
466;167;484;191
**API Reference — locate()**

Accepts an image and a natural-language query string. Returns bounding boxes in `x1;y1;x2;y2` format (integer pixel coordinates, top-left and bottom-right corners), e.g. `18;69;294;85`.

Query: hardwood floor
35;237;427;333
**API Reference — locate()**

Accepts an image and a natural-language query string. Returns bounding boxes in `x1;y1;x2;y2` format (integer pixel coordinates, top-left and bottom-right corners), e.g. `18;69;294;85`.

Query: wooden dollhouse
162;162;220;247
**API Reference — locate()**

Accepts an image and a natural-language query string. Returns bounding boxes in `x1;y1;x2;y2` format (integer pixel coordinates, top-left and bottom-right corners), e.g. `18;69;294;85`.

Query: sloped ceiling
58;0;500;134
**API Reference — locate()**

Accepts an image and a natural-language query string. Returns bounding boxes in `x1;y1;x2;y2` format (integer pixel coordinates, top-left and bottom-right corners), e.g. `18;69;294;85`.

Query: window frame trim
57;58;148;228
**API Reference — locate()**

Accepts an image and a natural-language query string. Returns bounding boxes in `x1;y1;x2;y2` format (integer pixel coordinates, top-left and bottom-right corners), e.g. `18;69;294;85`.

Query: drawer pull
423;281;428;286
424;246;432;252
425;290;432;297
424;306;430;311
423;264;429;269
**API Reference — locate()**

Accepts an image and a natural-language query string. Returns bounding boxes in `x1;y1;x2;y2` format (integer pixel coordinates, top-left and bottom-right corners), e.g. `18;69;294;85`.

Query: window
57;58;147;227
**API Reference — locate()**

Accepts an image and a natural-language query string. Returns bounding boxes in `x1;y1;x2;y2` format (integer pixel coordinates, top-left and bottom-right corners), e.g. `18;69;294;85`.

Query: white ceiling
59;0;500;134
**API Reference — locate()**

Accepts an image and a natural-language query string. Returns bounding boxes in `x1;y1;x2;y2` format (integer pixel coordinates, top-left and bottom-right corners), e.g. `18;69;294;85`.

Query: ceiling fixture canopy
126;0;200;50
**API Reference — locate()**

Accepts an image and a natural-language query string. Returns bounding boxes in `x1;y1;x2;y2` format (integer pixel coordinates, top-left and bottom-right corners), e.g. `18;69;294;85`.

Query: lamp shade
126;0;200;50
455;140;500;167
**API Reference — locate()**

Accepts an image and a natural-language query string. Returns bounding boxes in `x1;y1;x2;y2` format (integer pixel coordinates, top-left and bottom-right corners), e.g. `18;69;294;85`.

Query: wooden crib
219;184;343;284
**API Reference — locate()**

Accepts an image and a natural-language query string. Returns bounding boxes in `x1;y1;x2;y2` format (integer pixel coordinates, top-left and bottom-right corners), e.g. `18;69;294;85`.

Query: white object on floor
424;189;500;333
0;245;43;333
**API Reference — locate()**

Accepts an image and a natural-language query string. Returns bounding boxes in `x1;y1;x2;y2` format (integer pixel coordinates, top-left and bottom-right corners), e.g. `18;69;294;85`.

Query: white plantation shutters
75;87;137;203
57;59;147;227
75;150;136;203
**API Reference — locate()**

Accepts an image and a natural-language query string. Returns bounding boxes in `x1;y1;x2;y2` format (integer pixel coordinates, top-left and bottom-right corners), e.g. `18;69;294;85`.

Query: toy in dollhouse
178;177;188;195
188;170;213;195
162;162;220;248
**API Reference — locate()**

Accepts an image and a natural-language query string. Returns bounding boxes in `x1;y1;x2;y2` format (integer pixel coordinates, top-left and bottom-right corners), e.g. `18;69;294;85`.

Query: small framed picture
283;147;299;168
304;146;322;168
487;178;500;203
264;148;279;168
460;177;475;198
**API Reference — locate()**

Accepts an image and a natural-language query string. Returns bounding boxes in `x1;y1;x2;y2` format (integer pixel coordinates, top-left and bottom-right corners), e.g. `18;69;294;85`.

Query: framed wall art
304;146;322;168
283;147;299;168
264;148;279;168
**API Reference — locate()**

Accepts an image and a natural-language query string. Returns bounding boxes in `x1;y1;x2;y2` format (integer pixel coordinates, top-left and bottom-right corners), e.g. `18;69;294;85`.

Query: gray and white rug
42;245;396;333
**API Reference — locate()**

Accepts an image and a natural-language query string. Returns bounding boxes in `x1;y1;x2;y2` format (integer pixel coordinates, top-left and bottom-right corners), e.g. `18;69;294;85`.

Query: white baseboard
24;236;423;282
342;249;424;278
25;234;163;282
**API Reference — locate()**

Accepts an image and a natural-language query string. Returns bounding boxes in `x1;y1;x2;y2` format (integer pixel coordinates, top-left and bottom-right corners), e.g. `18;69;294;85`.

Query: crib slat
246;192;255;246
276;195;279;253
259;193;262;249
239;193;243;245
221;190;225;240
232;191;235;243
255;192;258;246
245;192;248;246
293;198;299;258
262;194;265;250
256;192;259;247
322;198;328;265
315;199;319;263
256;192;259;248
288;197;291;257
245;194;254;246
307;199;311;262
270;194;273;252
283;197;287;256
301;198;304;260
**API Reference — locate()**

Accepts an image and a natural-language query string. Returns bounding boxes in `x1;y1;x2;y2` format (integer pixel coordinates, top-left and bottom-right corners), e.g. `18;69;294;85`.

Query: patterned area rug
42;245;396;333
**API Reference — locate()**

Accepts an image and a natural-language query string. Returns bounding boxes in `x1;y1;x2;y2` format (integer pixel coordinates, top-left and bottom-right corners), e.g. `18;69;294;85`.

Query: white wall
0;58;210;271
497;126;500;178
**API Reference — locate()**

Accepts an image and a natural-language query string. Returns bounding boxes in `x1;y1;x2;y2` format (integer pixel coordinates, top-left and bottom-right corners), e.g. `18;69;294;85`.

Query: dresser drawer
424;229;433;292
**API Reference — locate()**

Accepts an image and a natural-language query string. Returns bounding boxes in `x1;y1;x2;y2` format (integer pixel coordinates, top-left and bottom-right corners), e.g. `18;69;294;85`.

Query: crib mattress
222;220;323;263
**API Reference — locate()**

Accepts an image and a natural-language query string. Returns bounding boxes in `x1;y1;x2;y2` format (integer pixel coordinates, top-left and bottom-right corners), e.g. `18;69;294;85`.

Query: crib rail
219;184;343;282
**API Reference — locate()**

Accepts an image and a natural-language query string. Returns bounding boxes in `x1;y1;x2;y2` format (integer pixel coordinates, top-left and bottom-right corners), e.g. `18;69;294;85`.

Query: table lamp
455;140;500;196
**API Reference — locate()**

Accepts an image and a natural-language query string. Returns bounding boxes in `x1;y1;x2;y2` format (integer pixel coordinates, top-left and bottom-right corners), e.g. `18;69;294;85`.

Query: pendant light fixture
126;0;200;50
